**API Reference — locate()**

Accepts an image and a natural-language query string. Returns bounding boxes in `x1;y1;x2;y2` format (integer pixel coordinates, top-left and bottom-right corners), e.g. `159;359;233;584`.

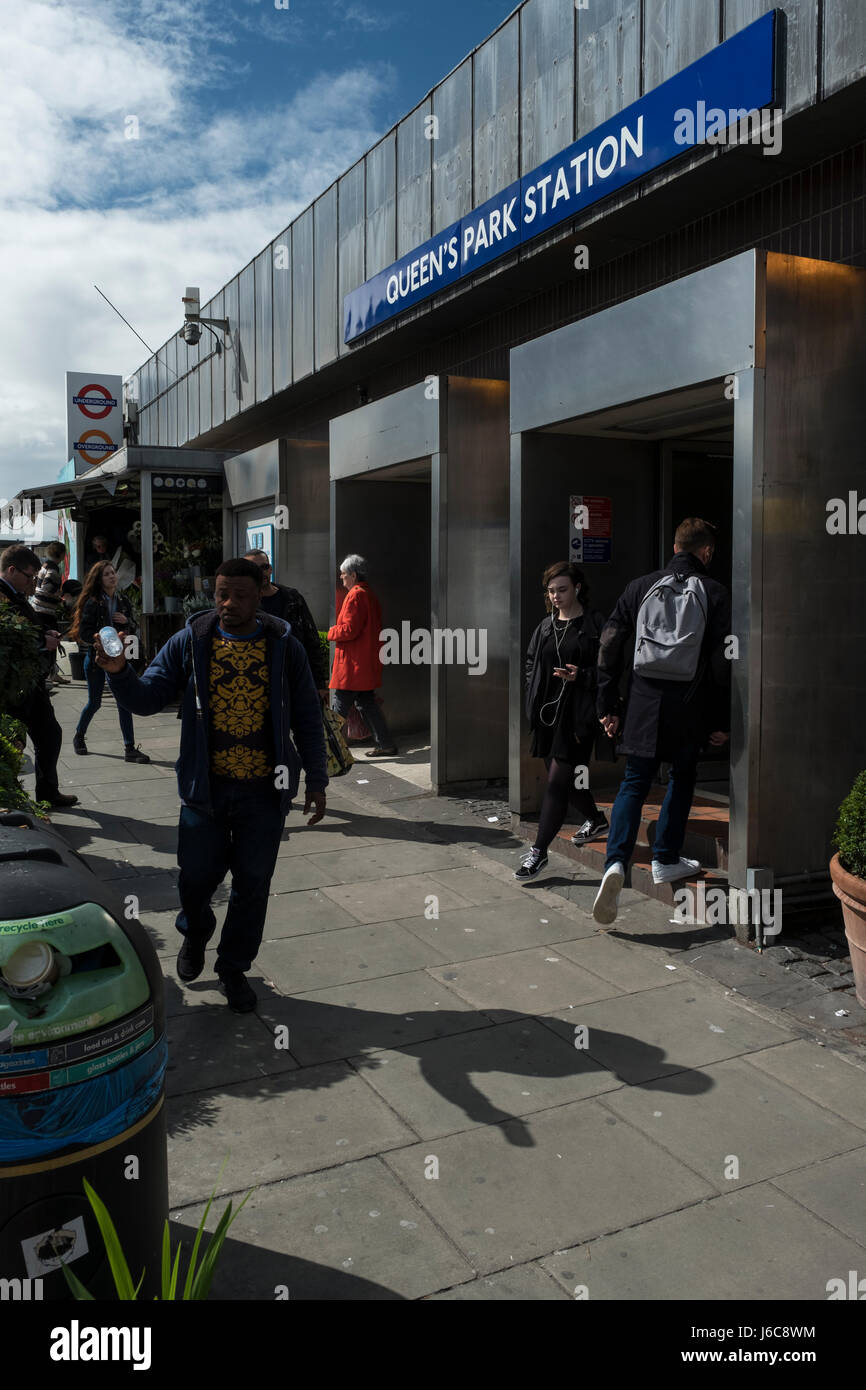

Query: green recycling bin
0;814;168;1299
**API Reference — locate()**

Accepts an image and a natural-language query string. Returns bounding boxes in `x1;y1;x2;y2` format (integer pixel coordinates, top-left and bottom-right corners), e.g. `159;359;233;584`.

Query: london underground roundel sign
73;383;117;420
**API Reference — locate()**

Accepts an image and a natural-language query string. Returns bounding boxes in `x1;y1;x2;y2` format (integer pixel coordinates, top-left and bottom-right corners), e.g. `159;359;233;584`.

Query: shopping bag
323;705;354;777
344;706;370;742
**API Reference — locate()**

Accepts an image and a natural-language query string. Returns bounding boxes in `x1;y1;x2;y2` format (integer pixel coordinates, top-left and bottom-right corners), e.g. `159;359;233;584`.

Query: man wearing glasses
0;545;78;807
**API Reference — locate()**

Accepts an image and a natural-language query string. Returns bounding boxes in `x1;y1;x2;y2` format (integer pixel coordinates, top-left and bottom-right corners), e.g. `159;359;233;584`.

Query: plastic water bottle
99;625;124;658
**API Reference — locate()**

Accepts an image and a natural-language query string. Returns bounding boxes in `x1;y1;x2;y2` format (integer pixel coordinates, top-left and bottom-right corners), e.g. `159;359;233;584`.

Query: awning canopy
14;446;233;511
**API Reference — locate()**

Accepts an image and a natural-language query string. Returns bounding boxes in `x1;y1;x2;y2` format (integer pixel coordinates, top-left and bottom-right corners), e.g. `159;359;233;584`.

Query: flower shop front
15;447;233;658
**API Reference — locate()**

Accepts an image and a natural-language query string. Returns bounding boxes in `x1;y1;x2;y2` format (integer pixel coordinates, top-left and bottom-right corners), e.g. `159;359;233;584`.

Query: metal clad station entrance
224;437;330;630
510;249;866;894
330;377;510;791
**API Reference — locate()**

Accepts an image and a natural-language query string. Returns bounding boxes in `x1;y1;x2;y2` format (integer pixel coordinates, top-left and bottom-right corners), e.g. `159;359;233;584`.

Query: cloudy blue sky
0;0;516;503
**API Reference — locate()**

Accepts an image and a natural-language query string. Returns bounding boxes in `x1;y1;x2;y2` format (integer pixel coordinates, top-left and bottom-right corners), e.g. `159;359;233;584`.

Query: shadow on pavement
162;975;714;1149
608;923;731;952
165;1220;406;1300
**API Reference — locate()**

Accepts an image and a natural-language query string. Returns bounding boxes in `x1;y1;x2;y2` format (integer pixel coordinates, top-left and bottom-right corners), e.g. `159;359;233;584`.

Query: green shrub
833;770;866;880
0;713;48;817
318;629;330;667
0;605;43;707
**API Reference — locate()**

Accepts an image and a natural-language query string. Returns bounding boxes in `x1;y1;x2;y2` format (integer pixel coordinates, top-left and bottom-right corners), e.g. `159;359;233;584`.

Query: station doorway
333;457;433;787
330;376;510;793
511;249;866;901
526;388;735;814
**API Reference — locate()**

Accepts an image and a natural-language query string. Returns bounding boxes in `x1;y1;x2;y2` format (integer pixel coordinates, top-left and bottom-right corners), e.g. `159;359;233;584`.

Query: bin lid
0;900;150;1048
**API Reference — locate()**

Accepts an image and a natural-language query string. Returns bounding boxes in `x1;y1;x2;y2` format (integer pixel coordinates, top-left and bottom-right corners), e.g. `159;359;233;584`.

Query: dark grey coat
596;553;732;759
524;609;606;737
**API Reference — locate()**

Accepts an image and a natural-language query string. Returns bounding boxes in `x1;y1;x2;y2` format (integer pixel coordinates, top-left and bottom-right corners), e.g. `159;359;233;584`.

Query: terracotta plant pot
830;853;866;1008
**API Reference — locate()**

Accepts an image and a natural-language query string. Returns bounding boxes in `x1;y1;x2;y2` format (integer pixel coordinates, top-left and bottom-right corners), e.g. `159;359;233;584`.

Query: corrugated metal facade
131;0;866;446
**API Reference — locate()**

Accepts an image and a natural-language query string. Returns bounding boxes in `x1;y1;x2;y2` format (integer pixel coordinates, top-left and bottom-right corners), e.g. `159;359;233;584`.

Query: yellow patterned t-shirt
208;625;274;781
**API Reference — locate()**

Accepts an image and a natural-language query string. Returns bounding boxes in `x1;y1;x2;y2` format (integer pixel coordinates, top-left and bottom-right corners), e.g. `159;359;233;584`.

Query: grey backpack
633;573;708;681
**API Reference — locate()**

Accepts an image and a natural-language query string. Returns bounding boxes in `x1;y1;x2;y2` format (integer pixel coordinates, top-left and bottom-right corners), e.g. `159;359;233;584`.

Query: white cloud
341;3;398;32
0;0;394;501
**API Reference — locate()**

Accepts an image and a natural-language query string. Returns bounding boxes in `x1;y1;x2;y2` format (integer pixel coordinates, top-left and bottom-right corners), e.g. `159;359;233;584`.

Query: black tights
534;745;600;855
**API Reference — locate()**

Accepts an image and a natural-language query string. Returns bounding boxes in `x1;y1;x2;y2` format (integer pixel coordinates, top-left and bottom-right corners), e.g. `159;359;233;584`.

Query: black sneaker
514;848;549;880
73;732;87;755
177;935;207;982
124;745;151;763
571;815;609;847
365;746;398;757
218;970;257;1013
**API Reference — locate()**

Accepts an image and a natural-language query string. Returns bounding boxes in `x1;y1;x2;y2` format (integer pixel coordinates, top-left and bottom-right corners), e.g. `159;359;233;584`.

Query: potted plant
62;1175;253;1301
830;769;866;1007
183;591;215;619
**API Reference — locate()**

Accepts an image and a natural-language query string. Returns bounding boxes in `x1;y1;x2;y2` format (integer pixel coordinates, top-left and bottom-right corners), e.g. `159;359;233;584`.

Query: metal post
140;470;154;616
430;449;446;792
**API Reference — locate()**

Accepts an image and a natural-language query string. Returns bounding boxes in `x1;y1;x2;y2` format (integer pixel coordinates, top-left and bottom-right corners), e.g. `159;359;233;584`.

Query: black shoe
570;815;610;847
218;970;257;1013
44;791;79;808
364;746;398;757
73;732;87;755
124;745;151;763
514;848;549;880
177;935;207;982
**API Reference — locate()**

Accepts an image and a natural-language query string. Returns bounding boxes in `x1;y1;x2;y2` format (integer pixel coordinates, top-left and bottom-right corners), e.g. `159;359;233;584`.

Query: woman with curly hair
68;561;150;762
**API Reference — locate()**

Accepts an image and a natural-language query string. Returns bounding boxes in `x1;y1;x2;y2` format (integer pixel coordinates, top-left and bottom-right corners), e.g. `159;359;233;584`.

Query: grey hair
340;553;367;581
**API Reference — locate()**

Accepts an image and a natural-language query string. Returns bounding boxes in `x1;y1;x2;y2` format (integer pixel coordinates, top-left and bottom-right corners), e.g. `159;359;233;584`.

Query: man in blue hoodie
94;557;328;1013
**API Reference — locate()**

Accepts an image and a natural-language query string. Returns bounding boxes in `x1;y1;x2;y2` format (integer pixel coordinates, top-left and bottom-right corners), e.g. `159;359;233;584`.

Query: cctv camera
182;321;202;346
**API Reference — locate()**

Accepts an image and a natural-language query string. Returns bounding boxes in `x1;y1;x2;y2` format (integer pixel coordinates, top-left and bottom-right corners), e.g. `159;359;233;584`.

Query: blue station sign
344;9;777;343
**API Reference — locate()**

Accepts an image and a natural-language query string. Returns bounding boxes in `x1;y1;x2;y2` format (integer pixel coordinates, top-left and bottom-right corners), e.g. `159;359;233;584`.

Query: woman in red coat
328;555;398;756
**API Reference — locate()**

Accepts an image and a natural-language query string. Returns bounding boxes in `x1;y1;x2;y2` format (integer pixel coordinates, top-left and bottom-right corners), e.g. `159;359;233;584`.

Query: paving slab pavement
20;684;866;1301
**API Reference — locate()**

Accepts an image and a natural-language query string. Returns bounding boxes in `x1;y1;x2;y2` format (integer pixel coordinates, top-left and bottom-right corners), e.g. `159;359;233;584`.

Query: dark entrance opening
333;458;432;784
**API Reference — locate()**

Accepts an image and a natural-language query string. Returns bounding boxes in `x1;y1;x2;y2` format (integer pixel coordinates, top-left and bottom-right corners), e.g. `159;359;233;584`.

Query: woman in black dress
516;561;609;880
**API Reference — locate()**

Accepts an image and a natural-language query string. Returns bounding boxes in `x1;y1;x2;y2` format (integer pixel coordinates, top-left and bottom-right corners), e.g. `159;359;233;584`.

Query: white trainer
651;857;701;885
592;862;625;926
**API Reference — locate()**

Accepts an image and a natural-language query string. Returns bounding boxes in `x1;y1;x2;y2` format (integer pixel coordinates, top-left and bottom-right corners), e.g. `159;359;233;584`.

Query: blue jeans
77;650;134;744
175;780;286;974
604;745;700;870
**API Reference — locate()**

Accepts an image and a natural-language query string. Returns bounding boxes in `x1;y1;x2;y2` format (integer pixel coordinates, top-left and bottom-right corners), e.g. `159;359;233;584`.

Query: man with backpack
592;519;732;926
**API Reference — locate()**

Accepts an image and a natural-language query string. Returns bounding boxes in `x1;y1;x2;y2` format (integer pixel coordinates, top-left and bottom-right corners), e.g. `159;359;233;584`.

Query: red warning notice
570;494;612;562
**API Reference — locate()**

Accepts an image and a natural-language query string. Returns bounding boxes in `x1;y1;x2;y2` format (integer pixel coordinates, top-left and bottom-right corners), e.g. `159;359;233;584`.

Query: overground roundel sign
73;383;117;420
75;430;117;465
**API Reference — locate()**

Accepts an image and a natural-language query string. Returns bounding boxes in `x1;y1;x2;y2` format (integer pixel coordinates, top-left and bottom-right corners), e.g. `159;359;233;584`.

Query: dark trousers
604;744;700;869
175;780;286;974
534;736;600;855
77;650;135;744
331;688;394;748
11;688;62;800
